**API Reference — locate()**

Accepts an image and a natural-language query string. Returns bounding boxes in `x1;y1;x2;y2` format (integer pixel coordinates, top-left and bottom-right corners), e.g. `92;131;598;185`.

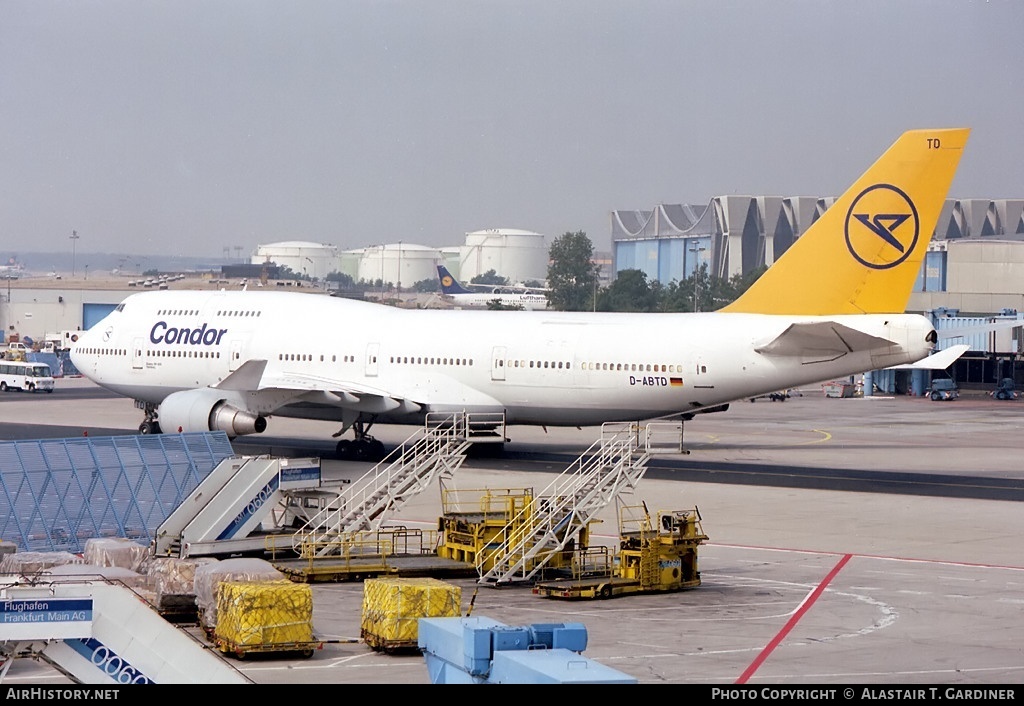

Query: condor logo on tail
845;184;920;269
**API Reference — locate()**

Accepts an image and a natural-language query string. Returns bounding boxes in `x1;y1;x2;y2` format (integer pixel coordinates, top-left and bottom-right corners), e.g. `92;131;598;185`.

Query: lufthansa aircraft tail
720;128;969;316
437;265;475;295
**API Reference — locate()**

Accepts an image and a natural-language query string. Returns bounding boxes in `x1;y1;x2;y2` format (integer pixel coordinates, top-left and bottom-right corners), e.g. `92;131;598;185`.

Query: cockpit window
116;303;126;312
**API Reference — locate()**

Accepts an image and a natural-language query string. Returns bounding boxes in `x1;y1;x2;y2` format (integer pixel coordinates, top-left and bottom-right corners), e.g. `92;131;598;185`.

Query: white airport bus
0;360;55;392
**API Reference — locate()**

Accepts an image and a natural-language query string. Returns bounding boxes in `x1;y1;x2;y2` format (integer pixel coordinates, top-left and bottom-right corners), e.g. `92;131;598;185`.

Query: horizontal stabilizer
756;321;893;358
888;344;969;370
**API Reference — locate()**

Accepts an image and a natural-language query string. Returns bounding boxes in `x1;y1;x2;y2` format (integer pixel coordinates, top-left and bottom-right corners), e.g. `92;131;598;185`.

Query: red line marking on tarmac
734;553;853;685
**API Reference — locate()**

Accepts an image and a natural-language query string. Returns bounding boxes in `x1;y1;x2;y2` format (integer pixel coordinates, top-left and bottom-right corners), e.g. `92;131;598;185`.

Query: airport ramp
0;577;250;684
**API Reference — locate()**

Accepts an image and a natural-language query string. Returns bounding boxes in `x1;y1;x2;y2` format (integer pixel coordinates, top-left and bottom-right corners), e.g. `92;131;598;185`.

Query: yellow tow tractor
531;503;708;600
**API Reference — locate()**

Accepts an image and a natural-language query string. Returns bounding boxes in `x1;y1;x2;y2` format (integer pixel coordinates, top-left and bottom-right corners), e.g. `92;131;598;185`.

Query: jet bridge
0;576;250;684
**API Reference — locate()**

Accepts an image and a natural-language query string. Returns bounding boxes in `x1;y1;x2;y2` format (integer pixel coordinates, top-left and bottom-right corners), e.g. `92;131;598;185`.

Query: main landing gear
334;421;387;462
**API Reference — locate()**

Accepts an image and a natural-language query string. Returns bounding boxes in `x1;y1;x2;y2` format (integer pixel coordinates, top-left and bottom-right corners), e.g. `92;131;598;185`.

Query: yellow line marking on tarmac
797;429;832;445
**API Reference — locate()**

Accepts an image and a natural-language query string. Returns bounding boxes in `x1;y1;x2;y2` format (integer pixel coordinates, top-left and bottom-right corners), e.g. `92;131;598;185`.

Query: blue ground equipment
417;615;637;684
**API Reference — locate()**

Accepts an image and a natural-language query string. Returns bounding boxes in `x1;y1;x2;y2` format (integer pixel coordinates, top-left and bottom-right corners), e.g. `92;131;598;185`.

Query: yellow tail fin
720;128;969;315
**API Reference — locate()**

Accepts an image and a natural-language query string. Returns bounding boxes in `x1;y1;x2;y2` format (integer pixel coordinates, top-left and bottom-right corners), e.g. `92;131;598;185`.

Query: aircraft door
228;340;243;372
365;343;380;377
491;346;506;381
132;337;144;370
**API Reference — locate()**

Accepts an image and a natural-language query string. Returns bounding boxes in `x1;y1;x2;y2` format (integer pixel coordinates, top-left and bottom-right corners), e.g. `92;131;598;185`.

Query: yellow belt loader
532;504;707;600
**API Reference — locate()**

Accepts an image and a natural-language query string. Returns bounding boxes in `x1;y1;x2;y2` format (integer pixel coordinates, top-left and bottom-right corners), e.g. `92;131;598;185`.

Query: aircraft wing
214;362;425;415
755;321;894;362
887;343;969;370
258;369;425;414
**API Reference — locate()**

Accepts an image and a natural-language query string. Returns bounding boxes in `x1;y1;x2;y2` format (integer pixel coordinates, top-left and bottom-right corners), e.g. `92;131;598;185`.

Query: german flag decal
670;378;683;387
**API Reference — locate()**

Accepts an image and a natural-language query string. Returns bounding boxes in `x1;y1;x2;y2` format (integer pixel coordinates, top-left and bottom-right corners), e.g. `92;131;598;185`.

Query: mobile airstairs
153;455;327;558
154;412;505;559
0;576;250;684
291;412;506;559
475;421;683;587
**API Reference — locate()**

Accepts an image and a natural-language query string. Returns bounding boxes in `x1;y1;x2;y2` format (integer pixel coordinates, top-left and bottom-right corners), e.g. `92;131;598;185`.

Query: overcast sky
3;0;1022;261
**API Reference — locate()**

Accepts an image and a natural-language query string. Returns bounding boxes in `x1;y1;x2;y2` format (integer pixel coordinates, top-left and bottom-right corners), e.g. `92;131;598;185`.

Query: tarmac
1;379;1022;687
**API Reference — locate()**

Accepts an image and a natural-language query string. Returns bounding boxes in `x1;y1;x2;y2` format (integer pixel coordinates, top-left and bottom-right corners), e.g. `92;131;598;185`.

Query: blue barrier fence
0;432;235;553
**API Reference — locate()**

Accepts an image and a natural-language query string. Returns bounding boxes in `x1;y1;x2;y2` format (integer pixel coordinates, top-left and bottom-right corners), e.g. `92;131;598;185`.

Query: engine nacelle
157;388;267;436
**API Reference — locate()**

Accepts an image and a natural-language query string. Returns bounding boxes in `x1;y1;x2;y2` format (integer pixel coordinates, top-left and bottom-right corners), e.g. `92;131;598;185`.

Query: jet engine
157;388;267;436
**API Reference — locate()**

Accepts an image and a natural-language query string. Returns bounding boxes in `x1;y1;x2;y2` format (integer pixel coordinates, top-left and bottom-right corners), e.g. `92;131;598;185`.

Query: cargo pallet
532;505;707;600
153;595;200;623
213;636;323;660
360;630;419;655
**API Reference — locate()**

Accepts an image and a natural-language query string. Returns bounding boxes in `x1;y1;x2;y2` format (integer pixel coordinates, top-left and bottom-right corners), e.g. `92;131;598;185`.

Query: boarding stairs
292;412;505;558
153;455;326;559
476;421;682;586
0;576;250;684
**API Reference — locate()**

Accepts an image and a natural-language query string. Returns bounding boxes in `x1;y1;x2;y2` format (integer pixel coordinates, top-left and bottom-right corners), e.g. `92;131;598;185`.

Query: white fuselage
71;290;934;429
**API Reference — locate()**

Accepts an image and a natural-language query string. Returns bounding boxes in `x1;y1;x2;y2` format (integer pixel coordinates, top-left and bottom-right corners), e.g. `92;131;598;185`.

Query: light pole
69;230;80;276
688;242;707;312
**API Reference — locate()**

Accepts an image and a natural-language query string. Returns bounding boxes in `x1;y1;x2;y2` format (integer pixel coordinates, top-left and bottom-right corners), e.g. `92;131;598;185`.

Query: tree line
546;230;765;313
319;230;765;311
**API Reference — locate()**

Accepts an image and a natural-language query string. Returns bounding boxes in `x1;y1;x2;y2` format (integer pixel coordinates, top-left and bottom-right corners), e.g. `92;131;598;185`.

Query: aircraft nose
68;330;89;371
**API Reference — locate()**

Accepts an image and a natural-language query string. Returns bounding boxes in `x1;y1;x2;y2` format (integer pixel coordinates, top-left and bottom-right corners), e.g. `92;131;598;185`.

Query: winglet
721;129;970;315
437;265;473;295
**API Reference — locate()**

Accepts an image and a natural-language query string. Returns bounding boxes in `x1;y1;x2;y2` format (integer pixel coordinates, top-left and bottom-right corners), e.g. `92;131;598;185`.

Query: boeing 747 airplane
70;128;969;460
437;265;550;310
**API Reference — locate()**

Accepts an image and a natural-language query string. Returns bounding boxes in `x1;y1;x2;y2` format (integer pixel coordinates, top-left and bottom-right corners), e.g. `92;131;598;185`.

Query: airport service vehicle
992;377;1018;400
0;360;55;392
2;342;29;361
750;390;790;402
532;506;708;600
927;378;959;401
